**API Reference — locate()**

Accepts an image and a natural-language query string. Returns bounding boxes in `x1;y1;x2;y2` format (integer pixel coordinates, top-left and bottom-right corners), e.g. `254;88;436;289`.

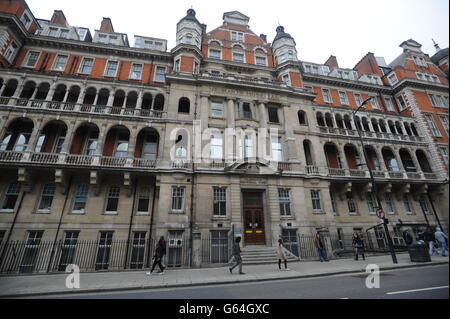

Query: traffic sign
376;208;385;219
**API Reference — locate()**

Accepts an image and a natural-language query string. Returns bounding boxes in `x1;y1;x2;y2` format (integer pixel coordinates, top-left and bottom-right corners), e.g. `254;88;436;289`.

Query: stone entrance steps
241;245;299;265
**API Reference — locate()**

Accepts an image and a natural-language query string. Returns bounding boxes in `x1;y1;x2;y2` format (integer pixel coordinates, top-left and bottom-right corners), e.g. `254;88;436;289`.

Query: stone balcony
0;97;166;119
317;126;425;143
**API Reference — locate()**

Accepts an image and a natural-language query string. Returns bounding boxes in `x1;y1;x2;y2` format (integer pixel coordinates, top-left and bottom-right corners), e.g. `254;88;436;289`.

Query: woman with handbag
277;239;290;271
352;233;365;261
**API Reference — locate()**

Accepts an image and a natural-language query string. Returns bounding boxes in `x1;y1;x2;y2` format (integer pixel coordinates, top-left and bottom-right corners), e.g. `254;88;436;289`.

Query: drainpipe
427;190;443;230
0;186;26;265
124;178;138;269
46;176;73;272
146;180;158;268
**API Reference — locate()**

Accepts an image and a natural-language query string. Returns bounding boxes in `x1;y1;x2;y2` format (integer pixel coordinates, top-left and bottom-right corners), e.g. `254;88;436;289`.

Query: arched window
141;93;153;110
209;41;221;59
178;97;190;113
316;112;325;127
232;45;245;63
254;48;267;66
154;94;165;111
1;79;18;97
298;111;307;125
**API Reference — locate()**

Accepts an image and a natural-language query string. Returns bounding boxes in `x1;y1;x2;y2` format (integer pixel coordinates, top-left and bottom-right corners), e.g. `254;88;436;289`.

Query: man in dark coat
229;237;245;275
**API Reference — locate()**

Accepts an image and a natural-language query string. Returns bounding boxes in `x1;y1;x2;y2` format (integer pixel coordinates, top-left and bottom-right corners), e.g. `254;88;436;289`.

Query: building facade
0;1;448;271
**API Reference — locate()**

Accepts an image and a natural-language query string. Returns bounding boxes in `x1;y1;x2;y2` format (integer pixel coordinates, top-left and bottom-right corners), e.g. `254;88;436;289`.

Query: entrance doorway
242;192;266;245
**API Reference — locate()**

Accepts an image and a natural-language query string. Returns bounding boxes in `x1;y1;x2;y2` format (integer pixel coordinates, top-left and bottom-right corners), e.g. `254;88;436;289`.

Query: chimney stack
50;10;69;26
100;17;114;32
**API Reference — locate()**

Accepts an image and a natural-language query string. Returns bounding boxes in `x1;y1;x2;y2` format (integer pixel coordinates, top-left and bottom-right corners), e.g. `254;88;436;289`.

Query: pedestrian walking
403;231;413;246
229;237;245;275
434;228;449;257
423;227;436;256
352;233;365;261
314;233;329;262
147;236;166;275
277;239;290;271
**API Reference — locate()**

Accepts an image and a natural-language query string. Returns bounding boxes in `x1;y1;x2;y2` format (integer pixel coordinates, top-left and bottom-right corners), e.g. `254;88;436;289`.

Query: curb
0;261;447;298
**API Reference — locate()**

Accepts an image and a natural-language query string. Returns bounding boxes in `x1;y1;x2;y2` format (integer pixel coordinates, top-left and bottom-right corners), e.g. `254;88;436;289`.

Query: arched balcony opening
135;128;159;160
344;115;352;130
325;113;334;128
96;88;110;106
19;81;36;99
36;120;68;153
34;83;50;100
303;140;314;166
404;123;412;136
316;112;325;127
365;146;382;171
388;120;396;134
371;118;380;132
362;117;370;131
410;123;419;137
154;94;165;111
103;126;130;158
416;150;432;173
344;144;361;170
1;79;18;97
298;111;307;125
324;143;342;169
178;97;190;114
52;84;67;102
335;114;344;129
399;149;416;172
0;118;34;151
395;121;404;135
66;86;80;103
354;116;363;131
113;90;125;107
70;123;100;156
141;93;153;110
382;147;400;172
83;87;97;105
125;91;138;115
379;119;387;133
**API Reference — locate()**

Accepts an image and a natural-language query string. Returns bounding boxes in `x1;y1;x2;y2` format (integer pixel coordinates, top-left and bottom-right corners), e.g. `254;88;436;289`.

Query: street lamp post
353;98;398;264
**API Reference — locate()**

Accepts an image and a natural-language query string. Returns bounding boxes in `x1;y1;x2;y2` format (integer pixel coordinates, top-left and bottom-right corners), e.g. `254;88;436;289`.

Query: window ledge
0;209;14;214
170;210;185;214
136;212;150;216
104;211;118;215
212;216;229;221
313;210;326;215
280;216;295;220
36;210;51;214
70;211;85;215
349;212;359;216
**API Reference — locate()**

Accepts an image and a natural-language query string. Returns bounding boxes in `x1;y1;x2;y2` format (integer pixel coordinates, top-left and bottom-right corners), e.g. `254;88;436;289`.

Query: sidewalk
0;253;448;298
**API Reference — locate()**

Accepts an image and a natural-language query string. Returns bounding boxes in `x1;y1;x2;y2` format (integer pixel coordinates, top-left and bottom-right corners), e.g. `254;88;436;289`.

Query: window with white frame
193;61;199;74
278;189;291;216
255;55;267;66
282;74;291;86
322;89;332;103
2;182;21;211
231;31;244;42
312;65;319;74
425;114;441;136
24;51;40;68
440;147;449;165
38;183;56;212
339;91;349;105
310;190;322;212
211;101;223;118
397;95;407;111
402;194;413;214
114;132;129;158
155;66;165;82
271;137;283;162
104;60;118;77
213;188;226;216
210;132;223;159
439;115;449;135
413;56;427;67
209;47;221;59
4;42;17;62
366;192;377;214
137;186;151;214
322;66;330;75
385;193;395;214
20;12;32;29
354;93;362;107
53;55;68;72
388;73;398;85
13;133;30;151
59;29;69;39
244;134;254;158
0;132;12;151
347;193;357;214
385;98;394;112
72;184;89;213
370;97;379;109
48;28;58;37
105;185;120;213
130;63;143;80
171;187;185;211
79;58;94;74
304;64;311;73
232;51;244;63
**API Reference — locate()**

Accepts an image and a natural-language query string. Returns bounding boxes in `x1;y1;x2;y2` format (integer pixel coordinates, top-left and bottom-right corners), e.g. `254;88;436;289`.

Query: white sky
27;0;449;68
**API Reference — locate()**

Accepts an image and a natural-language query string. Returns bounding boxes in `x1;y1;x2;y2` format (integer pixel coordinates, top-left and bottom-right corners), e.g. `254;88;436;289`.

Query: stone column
25;118;44;152
127;126;138;158
339;144;349;169
374;146;388;171
96;124;108;156
30;87;39;100
136;90;143;110
258;101;267;129
77;87;86;105
107;91;115;107
0;84;6;96
200;95;209;132
62;90;70;103
393;147;405;171
46;83;57;102
410;148;423;173
282;103;298;162
227;98;235;129
60;121;77;154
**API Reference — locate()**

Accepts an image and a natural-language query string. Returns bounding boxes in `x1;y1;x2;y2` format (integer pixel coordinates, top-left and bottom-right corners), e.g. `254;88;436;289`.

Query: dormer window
99;34;108;43
20;13;31;29
322;66;330;75
413;56;427;67
388;73;398;85
231;31;244;42
59;29;69;39
48;28;58;37
304;64;311;73
312;66;319;75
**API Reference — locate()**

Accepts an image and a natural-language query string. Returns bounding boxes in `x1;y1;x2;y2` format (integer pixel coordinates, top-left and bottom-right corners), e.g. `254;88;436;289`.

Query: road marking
386;286;449;295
